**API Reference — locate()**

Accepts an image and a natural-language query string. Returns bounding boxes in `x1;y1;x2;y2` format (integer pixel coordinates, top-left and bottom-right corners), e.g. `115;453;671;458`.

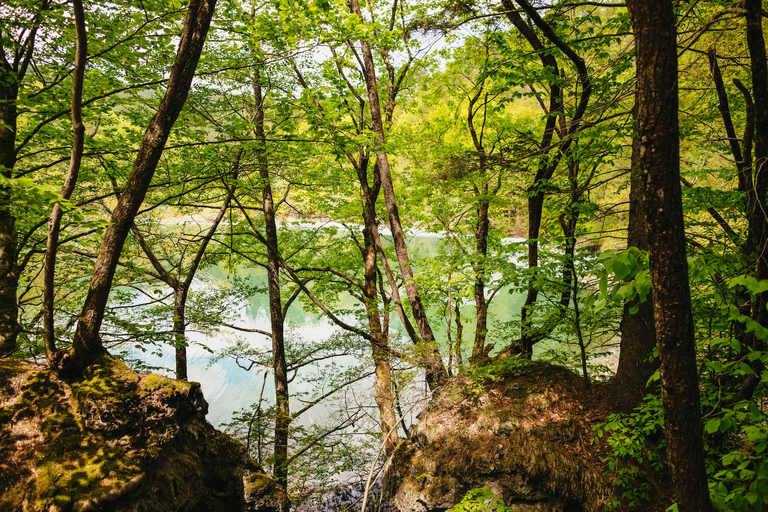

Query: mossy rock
1;357;286;512
382;361;617;512
69;356;206;441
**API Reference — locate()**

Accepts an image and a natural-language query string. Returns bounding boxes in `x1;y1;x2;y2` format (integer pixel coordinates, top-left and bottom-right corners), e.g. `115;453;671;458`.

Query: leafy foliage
449;487;511;512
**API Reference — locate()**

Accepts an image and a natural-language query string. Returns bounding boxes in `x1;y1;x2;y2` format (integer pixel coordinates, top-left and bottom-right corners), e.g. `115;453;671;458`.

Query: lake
123;227;589;429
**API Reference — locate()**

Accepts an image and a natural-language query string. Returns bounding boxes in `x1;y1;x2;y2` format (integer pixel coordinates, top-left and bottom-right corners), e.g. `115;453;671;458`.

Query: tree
129;170;237;380
0;0;54;356
613;139;658;412
348;0;449;389
626;0;712;509
66;0;217;376
42;0;86;366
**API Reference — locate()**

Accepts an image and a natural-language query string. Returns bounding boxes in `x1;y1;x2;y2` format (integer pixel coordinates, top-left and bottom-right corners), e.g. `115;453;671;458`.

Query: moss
35;442;143;510
32;387;145;511
4;358;271;512
3;357;166;510
70;356;140;401
16;371;68;418
244;472;274;494
219;430;245;450
70;356;192;402
0;359;27;374
141;372;194;395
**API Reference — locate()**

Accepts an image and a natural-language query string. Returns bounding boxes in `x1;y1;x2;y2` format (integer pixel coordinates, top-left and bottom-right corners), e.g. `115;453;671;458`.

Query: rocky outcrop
0;356;288;512
382;360;616;512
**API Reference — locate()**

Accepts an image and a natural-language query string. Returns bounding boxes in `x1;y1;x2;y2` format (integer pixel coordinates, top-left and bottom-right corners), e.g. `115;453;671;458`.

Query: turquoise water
127;229;529;427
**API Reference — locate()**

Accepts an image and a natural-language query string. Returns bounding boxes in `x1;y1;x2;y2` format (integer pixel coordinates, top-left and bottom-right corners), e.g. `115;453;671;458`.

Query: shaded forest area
2;0;768;509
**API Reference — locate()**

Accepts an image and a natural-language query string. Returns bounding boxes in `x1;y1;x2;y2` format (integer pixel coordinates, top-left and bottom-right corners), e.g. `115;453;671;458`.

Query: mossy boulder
0;356;288;512
381;360;617;512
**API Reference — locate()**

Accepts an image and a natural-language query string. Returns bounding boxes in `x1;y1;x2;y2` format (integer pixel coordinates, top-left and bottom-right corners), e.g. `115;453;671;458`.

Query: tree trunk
739;0;768;401
454;302;464;368
357;159;398;453
68;0;217;376
130;158;237;380
627;1;712;509
614;139;658;413
0;204;18;357
172;287;188;380
505;0;591;358
467;83;491;365
252;71;290;488
349;0;447;389
264;198;289;487
44;0;87;365
502;2;563;358
471;190;490;364
0;14;40;356
0;95;17;356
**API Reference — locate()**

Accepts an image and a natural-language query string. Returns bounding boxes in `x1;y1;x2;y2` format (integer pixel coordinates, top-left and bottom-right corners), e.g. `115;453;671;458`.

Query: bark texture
0;86;16;356
358;159;398;454
739;0;768;401
626;1;712;509
249;71;290;488
613;139;658;413
0;1;44;355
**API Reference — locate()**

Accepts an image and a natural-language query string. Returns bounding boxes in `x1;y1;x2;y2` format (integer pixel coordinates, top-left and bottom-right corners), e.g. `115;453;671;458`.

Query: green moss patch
5;361;146;510
0;357;211;511
71;355;196;405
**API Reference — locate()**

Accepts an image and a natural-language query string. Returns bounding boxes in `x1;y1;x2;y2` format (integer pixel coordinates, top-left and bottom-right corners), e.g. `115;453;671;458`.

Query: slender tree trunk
505;0;591;357
357;160;398;454
349;0;447;389
502;2;562;358
708;51;754;360
252;71;290;488
627;1;712;509
265;210;288;487
172;287;188;380
471;192;490;364
68;0;217;376
44;0;87;365
454;302;463;368
614;139;658;413
130;158;237;380
465;76;494;365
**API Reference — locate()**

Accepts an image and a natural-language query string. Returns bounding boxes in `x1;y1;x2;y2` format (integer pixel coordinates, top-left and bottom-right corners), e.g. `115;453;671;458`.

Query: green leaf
705;418;721;434
613;259;631;280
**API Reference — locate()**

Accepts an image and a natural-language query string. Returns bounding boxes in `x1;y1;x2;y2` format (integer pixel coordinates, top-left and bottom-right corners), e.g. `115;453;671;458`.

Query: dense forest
2;0;768;510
